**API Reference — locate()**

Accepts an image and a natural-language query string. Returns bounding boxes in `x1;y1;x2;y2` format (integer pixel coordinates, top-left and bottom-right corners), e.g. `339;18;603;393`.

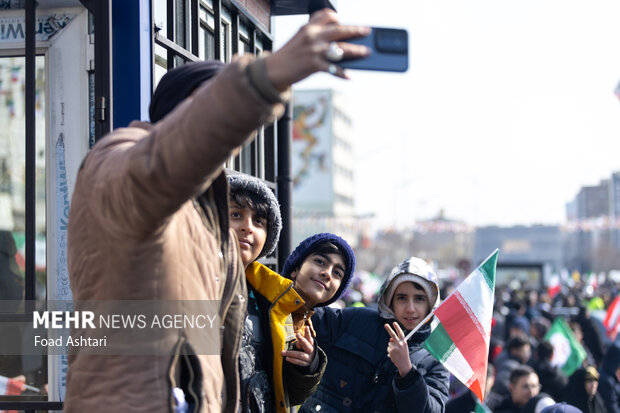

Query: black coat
445;391;476;413
300;306;450;413
534;360;568;401
599;344;620;413
562;368;607;413
493;395;522;413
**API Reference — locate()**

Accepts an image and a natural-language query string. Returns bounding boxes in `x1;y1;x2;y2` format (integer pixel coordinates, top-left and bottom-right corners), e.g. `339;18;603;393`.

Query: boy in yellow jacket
227;173;355;413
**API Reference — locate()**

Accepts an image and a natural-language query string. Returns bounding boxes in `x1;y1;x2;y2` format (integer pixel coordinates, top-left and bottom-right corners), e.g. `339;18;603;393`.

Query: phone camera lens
375;29;407;54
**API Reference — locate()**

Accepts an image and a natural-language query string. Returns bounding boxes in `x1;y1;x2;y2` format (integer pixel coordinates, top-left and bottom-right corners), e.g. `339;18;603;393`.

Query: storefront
0;0;334;410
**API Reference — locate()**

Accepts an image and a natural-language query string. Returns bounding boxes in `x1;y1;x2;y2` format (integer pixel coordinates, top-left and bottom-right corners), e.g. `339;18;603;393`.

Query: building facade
290;89;360;247
565;173;620;273
473;225;564;289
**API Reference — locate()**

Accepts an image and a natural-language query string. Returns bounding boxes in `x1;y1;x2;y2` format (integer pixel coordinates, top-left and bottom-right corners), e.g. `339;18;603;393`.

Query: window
150;0;277;267
198;3;215;61
0;54;48;404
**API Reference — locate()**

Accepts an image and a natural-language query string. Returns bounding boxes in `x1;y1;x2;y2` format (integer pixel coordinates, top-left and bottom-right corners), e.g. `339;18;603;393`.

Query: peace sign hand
384;322;413;378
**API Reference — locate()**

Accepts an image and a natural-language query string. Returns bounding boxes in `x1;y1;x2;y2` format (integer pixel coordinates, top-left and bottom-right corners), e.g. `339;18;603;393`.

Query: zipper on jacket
181;352;200;410
372;356;391;384
168;336;185;412
168;336;202;413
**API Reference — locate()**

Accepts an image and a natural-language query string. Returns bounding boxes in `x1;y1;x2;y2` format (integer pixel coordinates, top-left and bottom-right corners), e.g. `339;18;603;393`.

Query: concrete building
575;180;610;219
473;225;564;288
565;173;620;273
290;89;360;247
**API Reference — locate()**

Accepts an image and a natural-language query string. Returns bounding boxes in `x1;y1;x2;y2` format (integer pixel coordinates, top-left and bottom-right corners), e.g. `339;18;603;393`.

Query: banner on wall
291;90;334;213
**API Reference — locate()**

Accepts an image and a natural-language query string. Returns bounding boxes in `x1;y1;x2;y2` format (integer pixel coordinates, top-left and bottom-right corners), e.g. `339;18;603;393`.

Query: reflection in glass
0;55;47;399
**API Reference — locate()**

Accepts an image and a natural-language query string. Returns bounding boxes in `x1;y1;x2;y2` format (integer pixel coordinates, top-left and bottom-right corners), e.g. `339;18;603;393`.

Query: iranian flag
475;399;492;413
604;295;620;340
422;249;498;403
0;375;23;395
544;318;587;377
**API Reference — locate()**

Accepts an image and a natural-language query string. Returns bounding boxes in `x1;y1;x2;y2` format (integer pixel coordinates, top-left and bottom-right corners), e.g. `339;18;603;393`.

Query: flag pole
403;310;435;342
22;383;40;393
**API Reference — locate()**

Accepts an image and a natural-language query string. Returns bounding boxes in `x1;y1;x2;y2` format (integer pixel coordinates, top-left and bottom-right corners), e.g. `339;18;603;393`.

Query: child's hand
385;322;413;377
281;327;315;367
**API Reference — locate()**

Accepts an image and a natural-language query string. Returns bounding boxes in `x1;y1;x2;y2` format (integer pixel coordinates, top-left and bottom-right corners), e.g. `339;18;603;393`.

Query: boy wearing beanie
227;173;355;413
300;256;449;413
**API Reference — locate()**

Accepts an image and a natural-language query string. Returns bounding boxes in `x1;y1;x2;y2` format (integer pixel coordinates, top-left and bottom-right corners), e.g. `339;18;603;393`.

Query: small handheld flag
421;249;499;403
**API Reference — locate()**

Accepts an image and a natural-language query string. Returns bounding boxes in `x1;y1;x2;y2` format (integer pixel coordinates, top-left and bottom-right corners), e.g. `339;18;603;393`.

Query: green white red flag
604;295;620;339
422;250;498;403
0;375;24;395
544;318;587;376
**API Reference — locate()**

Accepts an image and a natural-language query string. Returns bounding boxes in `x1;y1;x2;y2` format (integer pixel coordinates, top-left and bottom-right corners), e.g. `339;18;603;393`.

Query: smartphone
340;27;409;73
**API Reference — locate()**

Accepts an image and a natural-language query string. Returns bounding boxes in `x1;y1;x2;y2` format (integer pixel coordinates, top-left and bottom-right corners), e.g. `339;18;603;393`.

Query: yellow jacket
245;261;326;413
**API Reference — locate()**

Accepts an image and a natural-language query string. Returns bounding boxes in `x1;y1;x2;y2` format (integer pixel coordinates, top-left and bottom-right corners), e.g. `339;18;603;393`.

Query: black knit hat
282;233;355;307
227;173;282;258
149;60;225;123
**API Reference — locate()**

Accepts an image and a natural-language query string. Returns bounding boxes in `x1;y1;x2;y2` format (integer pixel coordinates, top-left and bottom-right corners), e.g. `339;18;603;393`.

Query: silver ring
327;64;338;75
325;41;344;62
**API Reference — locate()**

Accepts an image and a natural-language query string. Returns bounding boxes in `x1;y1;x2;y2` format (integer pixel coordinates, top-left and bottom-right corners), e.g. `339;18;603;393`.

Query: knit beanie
227;173;282;258
282;233;355;307
149;60;225;123
378;257;439;320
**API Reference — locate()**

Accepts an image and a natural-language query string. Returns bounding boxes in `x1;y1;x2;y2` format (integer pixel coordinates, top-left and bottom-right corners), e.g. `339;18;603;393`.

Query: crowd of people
0;6;612;413
444;282;620;413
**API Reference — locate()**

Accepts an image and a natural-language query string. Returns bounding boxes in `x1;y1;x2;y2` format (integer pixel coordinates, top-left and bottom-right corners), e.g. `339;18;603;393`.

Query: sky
273;0;620;230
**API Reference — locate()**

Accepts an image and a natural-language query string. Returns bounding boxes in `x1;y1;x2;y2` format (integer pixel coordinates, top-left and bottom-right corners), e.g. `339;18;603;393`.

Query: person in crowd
522;392;557;413
597;343;620;413
571;321;599;368
445;364;498;413
574;306;606;367
494;365;542;413
530;317;552;349
298;256;450;413
525;290;543;321
533;341;568;401
562;366;607;413
509;315;532;340
227;174;354;413
493;314;532;370
490;334;533;399
64;9;371;412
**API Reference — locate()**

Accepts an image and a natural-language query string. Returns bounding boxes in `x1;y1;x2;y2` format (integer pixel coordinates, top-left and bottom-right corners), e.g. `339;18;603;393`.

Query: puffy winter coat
65;55;288;413
300;306;449;413
301;257;449;413
241;261;326;413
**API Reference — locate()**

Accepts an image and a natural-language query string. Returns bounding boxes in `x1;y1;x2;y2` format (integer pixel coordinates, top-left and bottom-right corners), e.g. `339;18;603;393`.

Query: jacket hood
227;172;282;258
377;257;440;320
